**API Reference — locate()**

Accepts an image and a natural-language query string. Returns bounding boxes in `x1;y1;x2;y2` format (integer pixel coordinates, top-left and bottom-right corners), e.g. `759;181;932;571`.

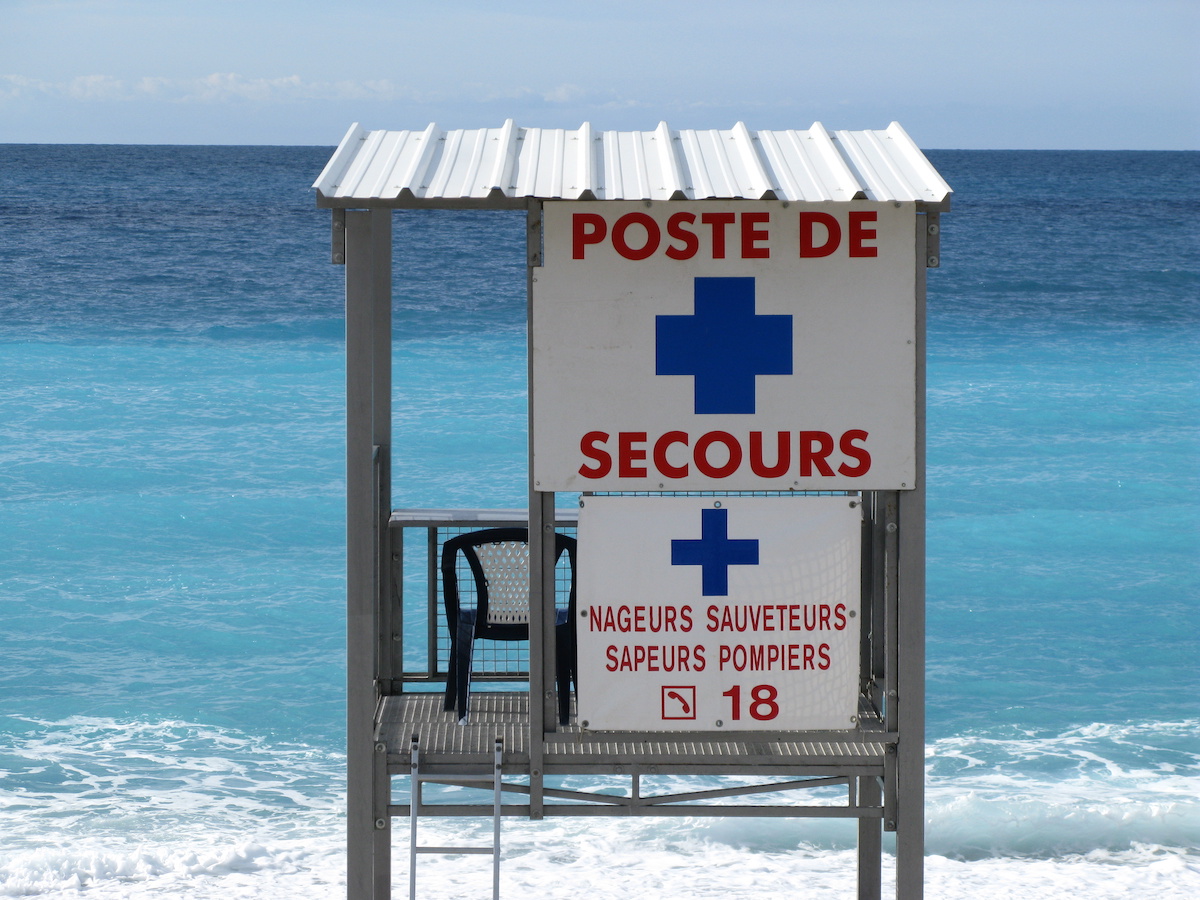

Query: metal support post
869;492;888;713
857;773;883;900
526;201;548;818
409;736;420;900
345;208;392;900
894;210;929;899
492;738;503;899
895;483;925;897
538;489;558;733
859;495;875;704
883;492;900;734
387;527;404;685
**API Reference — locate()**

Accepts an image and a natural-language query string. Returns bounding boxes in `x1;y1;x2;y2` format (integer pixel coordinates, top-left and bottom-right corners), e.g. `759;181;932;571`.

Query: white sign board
576;495;861;732
532;200;917;492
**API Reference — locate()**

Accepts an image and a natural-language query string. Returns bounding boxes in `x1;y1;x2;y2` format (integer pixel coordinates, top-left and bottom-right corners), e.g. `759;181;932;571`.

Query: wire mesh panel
392;520;577;683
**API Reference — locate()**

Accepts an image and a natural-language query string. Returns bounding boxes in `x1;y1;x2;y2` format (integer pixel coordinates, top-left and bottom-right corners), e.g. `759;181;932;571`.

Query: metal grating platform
377;693;893;776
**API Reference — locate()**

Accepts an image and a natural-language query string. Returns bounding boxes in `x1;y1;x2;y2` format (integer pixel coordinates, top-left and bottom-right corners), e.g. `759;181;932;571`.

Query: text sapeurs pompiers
314;120;950;900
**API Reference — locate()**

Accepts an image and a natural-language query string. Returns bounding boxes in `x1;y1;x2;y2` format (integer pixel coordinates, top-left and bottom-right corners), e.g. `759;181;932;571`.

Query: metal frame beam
893;211;929;899
338;198;933;900
525;201;549;819
345;208;392;900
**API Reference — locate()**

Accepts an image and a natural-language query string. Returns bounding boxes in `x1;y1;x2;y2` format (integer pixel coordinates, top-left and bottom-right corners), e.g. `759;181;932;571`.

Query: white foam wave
0;838;342;898
925;719;1200;858
4;832;1197;899
1;716;345;850
2;716;1198;897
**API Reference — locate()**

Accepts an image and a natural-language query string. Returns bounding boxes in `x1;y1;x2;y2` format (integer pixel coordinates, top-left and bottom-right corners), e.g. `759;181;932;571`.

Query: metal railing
387;509;578;686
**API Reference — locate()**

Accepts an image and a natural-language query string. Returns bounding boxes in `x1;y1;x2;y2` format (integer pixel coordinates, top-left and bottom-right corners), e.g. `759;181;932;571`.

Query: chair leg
443;634;458;712
555;626;573;726
568;625;577;718
455;613;476;724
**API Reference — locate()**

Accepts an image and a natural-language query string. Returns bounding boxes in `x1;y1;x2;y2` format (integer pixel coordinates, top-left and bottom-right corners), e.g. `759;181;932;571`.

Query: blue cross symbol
656;277;793;415
671;507;760;596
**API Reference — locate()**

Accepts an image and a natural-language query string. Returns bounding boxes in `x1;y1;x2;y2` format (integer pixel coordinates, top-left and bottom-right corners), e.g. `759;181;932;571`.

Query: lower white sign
576;495;862;732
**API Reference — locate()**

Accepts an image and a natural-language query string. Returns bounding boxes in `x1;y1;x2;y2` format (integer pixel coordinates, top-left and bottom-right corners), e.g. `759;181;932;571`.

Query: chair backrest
474;539;531;625
440;527;576;633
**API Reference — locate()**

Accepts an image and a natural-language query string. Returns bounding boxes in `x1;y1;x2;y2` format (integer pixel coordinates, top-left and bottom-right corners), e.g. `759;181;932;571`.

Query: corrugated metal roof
314;120;951;208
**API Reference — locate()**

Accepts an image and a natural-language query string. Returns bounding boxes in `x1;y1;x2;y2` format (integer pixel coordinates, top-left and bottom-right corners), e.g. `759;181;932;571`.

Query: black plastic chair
440;528;576;725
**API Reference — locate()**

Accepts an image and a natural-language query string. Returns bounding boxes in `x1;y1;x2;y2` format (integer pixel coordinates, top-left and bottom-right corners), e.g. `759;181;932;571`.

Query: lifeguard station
314;120;950;900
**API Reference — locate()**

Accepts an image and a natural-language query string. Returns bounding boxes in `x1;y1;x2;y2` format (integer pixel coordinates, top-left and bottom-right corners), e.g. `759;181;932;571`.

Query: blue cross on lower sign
670;507;759;596
656;277;793;415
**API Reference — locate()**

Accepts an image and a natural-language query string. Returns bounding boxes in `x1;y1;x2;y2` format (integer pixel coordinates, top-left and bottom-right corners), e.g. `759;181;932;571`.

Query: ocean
0;144;1196;898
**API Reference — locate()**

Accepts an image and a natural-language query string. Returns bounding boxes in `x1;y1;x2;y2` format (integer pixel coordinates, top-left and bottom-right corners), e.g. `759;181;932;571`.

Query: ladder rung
415;846;494;855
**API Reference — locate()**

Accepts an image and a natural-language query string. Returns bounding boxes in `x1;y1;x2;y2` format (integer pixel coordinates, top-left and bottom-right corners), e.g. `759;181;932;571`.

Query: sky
1;0;1197;149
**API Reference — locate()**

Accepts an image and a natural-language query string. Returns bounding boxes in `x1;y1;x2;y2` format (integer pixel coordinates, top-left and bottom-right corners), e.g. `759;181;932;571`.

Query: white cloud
542;83;583;104
135;76;171;96
189;73;302;103
66;74;126;101
0;75;54;100
0;73;416;104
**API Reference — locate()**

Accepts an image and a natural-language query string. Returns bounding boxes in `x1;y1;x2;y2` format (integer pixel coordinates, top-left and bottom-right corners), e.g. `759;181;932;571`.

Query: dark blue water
0;145;1196;897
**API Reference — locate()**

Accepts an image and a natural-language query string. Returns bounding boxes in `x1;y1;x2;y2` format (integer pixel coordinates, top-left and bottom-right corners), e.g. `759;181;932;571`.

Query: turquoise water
0;145;1197;897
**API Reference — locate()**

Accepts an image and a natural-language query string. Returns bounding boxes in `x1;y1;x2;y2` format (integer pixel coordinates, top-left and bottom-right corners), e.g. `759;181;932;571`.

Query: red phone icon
662;686;696;719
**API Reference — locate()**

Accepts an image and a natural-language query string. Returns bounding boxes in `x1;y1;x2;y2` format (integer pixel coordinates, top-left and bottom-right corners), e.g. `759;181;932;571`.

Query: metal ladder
408;734;503;900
